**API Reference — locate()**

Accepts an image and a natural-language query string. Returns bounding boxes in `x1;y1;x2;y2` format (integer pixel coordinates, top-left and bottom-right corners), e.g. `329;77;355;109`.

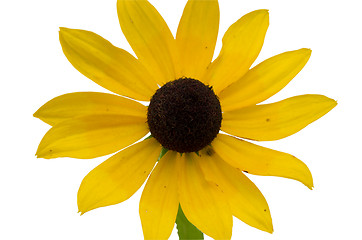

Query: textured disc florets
147;78;222;153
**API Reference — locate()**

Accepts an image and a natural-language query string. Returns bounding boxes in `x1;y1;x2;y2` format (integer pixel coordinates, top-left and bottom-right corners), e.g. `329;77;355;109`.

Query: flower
34;0;337;239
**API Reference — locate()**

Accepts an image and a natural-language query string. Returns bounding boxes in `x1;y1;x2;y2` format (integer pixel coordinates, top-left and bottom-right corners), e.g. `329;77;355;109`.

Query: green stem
176;205;204;240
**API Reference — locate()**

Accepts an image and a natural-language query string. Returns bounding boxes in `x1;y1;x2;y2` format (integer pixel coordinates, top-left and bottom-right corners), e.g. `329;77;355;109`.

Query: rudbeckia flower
34;0;337;239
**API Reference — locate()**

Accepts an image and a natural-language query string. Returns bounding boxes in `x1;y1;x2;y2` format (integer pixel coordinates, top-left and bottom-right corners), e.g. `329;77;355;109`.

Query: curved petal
59;28;157;100
178;153;232;240
140;151;179;240
220;48;312;111
34;92;147;126
36;114;149;159
77;138;161;214
176;0;219;80
222;94;337;141
212;134;313;189
117;0;177;85
197;146;273;233
203;10;269;94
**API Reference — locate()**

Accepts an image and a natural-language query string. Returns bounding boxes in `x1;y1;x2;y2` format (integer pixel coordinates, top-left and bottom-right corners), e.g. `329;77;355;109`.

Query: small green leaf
158;147;168;161
145;135;153;140
176;205;204;240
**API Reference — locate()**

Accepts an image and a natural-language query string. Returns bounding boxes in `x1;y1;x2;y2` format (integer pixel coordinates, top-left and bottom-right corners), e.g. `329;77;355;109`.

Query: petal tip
266;226;274;234
59;27;70;34
260;216;274;234
305;179;314;190
300;48;312;56
246;9;269;21
254;9;270;19
77;201;89;216
33;108;53;126
256;9;269;26
35;150;43;158
59;27;78;39
35;146;55;159
256;9;269;14
35;149;42;158
33;107;46;121
322;96;338;110
263;210;274;234
33;110;40;119
330;98;338;107
306;179;314;190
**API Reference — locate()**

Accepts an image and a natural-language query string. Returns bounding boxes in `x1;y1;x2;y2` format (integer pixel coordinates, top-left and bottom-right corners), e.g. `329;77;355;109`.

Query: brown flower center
147;78;222;153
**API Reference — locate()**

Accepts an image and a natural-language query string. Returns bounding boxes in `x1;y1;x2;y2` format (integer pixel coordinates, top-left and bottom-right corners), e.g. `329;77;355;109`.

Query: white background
1;0;360;239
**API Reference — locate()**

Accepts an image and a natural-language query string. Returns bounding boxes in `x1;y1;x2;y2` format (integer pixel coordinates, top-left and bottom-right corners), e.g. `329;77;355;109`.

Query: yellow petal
176;0;219;80
59;28;157;100
117;0;177;85
36;114;148;159
203;10;269;94
197;146;273;233
78;138;161;214
140;151;179;240
222;94;337;141
178;153;232;240
212;134;314;189
34;92;147;126
220;48;312;111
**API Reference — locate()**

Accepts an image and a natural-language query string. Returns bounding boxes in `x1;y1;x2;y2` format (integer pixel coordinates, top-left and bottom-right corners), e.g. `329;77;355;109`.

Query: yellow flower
34;0;337;239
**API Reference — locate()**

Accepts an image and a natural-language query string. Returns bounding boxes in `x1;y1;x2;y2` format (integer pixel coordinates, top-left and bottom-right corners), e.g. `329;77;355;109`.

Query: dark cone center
147;78;222;153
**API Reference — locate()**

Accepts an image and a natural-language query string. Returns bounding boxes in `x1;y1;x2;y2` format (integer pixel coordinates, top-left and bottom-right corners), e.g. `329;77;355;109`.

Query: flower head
35;0;337;239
